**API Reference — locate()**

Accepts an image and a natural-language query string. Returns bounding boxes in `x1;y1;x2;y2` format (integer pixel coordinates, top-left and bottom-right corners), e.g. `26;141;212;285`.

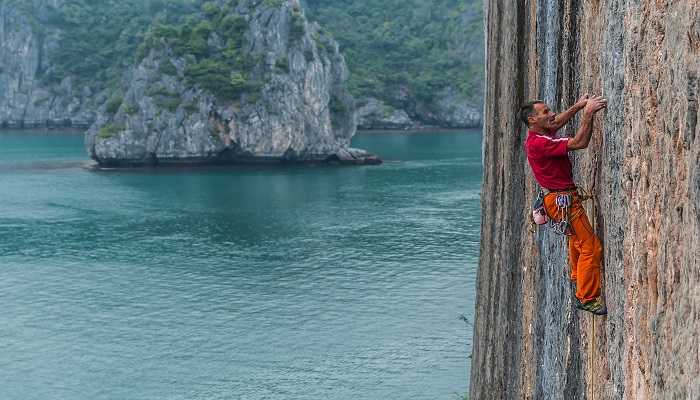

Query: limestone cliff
0;0;95;128
471;1;699;399
357;92;483;131
85;0;379;166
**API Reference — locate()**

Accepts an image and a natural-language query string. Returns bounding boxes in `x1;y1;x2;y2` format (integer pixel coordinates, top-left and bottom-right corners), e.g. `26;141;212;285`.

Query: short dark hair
520;100;544;126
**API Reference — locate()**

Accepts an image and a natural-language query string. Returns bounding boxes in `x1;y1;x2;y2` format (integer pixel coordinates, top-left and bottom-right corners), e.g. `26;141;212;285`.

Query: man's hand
575;93;590;110
567;95;608;151
583;95;607;116
555;94;606;130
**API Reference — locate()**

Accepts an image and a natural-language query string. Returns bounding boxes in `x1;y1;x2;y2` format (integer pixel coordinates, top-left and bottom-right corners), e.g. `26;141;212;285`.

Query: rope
591;313;595;400
583;154;599;400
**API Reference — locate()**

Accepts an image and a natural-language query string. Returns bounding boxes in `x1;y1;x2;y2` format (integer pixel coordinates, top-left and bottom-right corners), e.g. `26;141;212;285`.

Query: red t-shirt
525;129;575;190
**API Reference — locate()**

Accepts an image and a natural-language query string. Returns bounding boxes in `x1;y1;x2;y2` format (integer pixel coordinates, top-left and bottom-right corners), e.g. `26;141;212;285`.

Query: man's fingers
592;96;608;106
584;96;608;113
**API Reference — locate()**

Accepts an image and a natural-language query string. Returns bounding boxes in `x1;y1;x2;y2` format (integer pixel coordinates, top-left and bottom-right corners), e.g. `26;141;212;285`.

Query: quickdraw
551;193;574;236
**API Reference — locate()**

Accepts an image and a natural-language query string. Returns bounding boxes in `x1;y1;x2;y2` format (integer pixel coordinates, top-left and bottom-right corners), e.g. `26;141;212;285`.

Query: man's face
529;103;557;130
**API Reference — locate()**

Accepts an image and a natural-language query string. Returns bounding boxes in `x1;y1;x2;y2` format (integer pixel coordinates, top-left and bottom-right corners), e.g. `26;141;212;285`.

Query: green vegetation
33;0;482;112
96;124;119;139
182;60;252;99
122;103;140;115
329;95;346;115
44;0;206;90
262;0;285;8
276;56;289;74
105;96;123;114
166;99;181;112
145;86;174;97
136;2;261;101
311;32;328;53
184;102;199;115
383;104;396;118
159;60;179;76
304;0;484;111
303;49;314;62
289;10;306;44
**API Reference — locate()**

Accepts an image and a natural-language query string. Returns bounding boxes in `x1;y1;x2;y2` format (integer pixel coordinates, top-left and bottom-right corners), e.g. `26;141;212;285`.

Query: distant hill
304;0;484;114
0;0;484;129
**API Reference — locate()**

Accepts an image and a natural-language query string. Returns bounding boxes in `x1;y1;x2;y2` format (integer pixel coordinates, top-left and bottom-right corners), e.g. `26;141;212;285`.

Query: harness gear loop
531;154;598;235
550;192;574;236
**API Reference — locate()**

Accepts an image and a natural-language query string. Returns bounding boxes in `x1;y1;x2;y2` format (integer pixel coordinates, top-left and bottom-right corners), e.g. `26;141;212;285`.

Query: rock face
357;98;417;130
437;87;483;128
85;0;379;166
358;91;483;131
0;0;94;128
471;1;699;399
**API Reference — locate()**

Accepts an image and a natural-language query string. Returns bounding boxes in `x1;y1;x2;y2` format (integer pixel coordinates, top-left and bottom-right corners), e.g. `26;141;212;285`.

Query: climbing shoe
575;299;607;315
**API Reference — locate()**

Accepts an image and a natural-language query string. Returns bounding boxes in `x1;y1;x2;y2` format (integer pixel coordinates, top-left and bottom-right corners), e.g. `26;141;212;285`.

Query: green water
0;130;482;399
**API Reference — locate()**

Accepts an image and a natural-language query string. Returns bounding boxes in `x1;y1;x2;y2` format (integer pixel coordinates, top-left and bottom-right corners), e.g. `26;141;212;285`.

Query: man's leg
568;197;603;303
569;239;580;281
545;194;580;285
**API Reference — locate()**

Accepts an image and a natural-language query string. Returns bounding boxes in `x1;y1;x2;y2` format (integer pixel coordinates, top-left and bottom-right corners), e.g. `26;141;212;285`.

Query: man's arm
553;93;589;130
567;95;608;151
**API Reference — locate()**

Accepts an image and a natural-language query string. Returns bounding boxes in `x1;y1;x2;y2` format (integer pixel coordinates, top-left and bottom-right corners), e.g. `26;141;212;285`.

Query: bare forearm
567;113;595;150
554;104;584;129
566;95;607;151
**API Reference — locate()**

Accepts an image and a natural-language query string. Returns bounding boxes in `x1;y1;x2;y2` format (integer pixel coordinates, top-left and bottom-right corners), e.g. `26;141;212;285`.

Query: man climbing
521;94;608;315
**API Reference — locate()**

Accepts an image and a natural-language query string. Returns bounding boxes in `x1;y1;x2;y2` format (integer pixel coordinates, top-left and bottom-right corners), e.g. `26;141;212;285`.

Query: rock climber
520;94;608;315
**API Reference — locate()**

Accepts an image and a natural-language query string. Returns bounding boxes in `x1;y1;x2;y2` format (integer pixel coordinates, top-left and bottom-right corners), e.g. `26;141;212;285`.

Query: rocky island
85;0;379;166
0;0;381;166
0;0;487;142
0;0;96;128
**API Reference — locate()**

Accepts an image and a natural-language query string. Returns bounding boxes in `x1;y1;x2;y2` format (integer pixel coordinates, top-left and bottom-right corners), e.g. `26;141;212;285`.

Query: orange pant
544;190;603;303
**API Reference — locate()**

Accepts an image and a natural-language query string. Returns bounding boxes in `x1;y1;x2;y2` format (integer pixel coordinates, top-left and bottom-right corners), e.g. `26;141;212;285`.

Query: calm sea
0;130;482;399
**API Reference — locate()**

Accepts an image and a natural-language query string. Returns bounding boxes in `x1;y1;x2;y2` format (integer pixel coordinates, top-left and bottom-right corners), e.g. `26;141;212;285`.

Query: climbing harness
530;154;600;236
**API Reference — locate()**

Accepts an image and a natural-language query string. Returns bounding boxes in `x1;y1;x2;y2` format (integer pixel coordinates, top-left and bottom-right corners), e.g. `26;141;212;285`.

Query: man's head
520;100;556;132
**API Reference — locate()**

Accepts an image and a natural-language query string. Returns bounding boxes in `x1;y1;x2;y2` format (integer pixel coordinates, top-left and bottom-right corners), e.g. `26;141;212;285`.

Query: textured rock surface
0;0;95;128
357;98;417;130
436;87;482;128
358;92;483;130
86;0;379;166
471;1;699;399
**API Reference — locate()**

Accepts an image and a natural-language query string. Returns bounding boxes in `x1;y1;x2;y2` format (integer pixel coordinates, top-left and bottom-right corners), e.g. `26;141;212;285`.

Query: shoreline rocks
357;92;483;131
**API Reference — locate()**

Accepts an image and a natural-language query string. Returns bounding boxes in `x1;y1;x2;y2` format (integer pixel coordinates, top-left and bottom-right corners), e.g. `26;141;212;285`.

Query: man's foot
575;298;607;315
